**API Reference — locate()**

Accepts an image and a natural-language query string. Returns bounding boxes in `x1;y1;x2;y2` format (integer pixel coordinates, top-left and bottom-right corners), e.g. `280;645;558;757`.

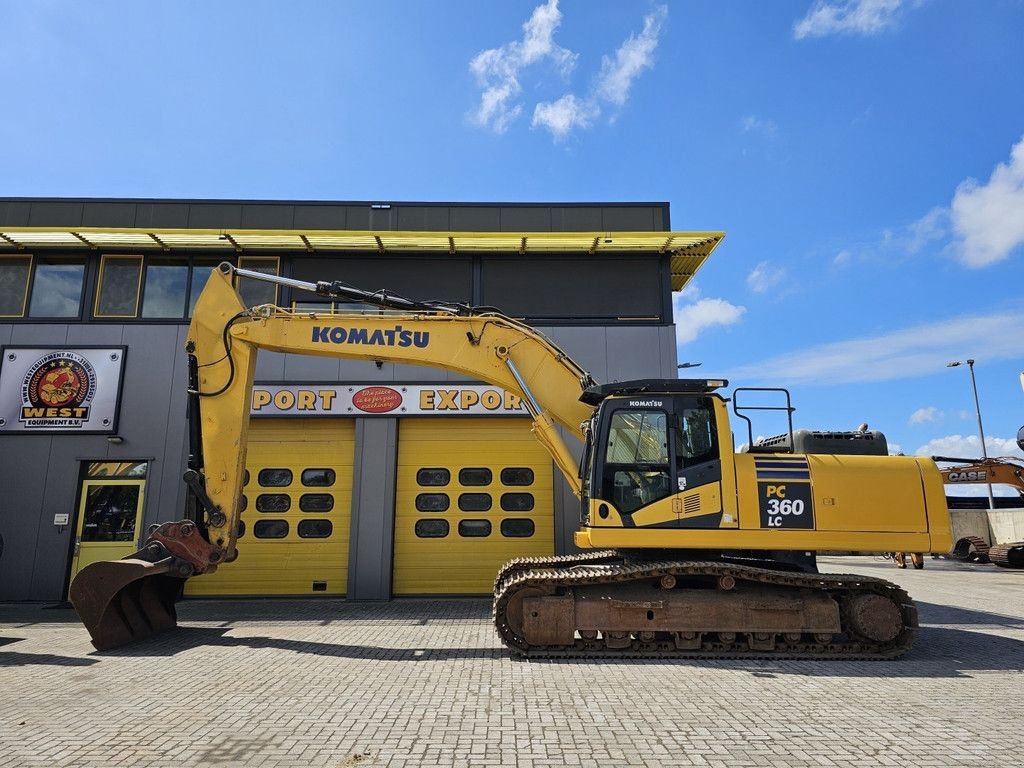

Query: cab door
69;479;146;579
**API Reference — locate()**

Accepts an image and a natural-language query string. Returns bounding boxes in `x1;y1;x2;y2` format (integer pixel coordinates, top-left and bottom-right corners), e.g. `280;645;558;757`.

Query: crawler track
493;554;917;660
988;542;1024;569
950;536;991;564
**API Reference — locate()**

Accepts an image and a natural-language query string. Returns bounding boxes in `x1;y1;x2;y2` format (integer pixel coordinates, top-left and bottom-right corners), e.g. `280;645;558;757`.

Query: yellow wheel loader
69;262;1024;658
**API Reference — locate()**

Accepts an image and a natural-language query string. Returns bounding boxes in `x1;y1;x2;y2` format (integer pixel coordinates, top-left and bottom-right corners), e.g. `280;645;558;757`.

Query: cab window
676;403;718;469
603;410;671;514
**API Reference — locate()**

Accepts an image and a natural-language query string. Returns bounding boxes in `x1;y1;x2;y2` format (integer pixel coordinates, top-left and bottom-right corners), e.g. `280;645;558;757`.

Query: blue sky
2;0;1023;470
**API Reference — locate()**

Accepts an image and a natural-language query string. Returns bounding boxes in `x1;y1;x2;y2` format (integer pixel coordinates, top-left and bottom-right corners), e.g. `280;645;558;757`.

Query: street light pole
947;358;995;510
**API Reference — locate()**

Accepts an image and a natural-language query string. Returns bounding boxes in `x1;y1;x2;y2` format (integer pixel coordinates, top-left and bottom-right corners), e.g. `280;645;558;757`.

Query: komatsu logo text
628;399;663;407
312;326;429;348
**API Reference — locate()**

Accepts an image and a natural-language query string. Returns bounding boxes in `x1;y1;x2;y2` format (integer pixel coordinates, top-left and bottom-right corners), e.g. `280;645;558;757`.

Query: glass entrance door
69;479;146;579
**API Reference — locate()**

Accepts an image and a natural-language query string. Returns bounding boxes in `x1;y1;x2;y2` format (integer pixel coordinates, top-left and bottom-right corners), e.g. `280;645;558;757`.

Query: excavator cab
579;379;728;525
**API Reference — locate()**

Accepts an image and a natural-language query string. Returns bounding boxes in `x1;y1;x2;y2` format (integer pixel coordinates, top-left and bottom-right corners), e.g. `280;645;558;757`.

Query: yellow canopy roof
0;227;724;291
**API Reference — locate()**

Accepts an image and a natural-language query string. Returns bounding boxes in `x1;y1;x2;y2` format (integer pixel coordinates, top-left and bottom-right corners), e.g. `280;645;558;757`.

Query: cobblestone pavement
1;556;1022;768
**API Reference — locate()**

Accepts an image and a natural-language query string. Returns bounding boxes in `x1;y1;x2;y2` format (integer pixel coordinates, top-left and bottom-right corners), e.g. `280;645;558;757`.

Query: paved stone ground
1;556;1022;768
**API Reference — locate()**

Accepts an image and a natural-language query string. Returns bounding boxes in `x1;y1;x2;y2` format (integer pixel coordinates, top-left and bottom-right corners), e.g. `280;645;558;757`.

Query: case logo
20;351;98;428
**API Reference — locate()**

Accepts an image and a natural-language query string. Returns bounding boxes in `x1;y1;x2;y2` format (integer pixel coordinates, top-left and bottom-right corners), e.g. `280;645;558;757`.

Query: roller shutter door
186;419;354;596
394;418;554;595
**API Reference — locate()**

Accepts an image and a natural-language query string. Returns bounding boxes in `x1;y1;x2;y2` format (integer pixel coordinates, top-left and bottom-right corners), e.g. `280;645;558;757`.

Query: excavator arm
933;455;1024;494
71;263;598;649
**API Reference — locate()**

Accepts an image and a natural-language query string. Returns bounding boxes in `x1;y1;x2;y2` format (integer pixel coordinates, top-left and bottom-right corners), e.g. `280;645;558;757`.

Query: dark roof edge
0;196;669;209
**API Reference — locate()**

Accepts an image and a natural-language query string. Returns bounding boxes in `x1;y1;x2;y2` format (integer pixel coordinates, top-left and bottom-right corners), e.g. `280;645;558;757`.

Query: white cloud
793;0;906;40
917;434;1024;459
909;406;941;425
469;0;577;133
673;295;746;345
950;135;1024;267
595;6;667;107
531;94;600;141
532;5;668;140
739;115;778;137
832;249;852;267
906;206;948;254
725;309;1024;385
746;261;786;294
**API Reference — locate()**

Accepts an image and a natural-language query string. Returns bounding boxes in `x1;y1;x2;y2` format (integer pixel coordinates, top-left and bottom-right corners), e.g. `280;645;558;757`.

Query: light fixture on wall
107;435;124;444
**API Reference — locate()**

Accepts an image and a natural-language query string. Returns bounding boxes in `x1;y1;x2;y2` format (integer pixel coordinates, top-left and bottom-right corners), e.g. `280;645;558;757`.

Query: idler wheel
845;593;902;643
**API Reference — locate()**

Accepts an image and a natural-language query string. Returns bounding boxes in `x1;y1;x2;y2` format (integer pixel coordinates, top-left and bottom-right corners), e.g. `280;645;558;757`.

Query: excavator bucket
69;557;184;651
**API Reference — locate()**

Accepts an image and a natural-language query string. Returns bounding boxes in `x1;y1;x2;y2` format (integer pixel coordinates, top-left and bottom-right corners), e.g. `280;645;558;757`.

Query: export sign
251;383;527;417
0;347;127;434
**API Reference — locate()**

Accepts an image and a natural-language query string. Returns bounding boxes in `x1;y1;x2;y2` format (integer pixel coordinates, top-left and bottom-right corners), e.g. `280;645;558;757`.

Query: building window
28;258;85;318
415;519;449;538
141;258;189;318
500;468;534;486
458;493;491;512
301;468;336;487
255;494;291;513
416;468;450;487
500;493;534;512
0;256;32;317
415;493;450;512
253;520;289;539
299;493;334;513
458;468;492;486
458;520;491;538
258;468;292;487
236;256;279;307
500;519;535;538
297;519;333;539
95;256;143;318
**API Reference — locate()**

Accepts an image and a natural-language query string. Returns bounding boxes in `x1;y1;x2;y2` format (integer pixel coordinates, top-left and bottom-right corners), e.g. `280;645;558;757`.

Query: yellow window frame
0;253;33;317
94;254;144;319
236;256;280;306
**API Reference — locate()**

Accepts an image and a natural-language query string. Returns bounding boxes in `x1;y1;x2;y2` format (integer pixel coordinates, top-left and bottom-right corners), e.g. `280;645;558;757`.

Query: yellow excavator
70;263;1023;658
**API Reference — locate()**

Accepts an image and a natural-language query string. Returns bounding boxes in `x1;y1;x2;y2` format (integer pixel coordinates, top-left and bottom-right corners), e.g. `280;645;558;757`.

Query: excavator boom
71;264;598;649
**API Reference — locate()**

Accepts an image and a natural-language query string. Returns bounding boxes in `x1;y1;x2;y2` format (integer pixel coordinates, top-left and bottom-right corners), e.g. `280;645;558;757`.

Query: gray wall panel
188;204;242;229
551;207;602;231
450;207;500;231
293;205;347;230
254;350;287;380
0;324;13;345
281;354;342;381
134;203;190;228
392;363;448;382
0;201;32;226
605;326;667;382
344;206;371;230
82;203;137;227
396;207;450;231
659;325;679;378
10;324;70;345
602;206;656;231
347;418;397;599
30;436;103;600
28;202;83;226
242;204;293;230
500;207;551;231
65;325;123;346
0;435;52;599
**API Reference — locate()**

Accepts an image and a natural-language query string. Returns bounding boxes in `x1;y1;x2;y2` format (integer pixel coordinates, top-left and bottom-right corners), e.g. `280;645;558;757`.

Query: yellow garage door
394;418;554;595
186;419;354;596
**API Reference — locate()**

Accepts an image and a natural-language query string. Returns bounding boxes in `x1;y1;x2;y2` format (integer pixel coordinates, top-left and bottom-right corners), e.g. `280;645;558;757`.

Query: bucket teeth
69;558;183;650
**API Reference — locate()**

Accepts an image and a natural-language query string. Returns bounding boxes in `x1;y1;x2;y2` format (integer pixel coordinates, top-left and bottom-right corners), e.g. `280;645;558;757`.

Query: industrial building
0;198;721;601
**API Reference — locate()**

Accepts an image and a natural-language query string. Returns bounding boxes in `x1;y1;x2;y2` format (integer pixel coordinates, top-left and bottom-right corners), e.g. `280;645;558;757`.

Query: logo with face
20;351;98;427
